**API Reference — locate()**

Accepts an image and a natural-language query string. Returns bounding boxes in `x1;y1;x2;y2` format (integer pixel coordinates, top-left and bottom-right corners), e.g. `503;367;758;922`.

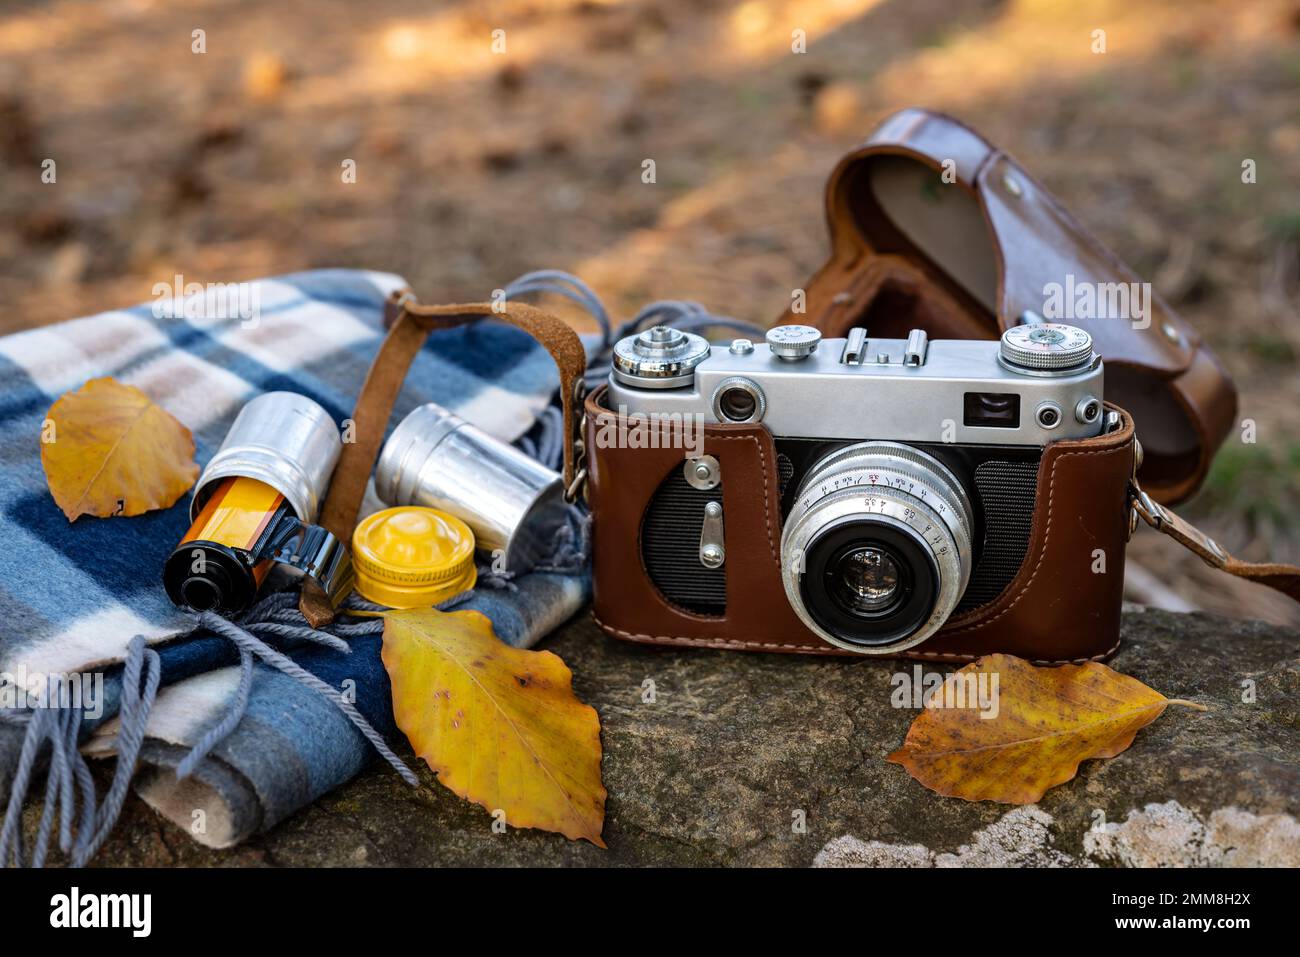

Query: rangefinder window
964;391;1020;429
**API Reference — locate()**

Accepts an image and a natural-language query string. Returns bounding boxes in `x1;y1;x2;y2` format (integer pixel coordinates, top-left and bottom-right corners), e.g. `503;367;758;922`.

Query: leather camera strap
1131;481;1300;603
299;290;588;626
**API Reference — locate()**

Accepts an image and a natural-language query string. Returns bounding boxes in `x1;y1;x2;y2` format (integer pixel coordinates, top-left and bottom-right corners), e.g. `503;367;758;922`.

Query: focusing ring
780;442;974;655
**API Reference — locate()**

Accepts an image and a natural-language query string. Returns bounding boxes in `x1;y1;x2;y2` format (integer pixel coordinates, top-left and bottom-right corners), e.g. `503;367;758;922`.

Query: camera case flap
585;386;1135;664
784;108;1236;506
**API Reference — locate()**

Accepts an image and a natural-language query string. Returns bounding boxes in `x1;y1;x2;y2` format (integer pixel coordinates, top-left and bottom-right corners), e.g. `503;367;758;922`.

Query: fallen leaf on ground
41;376;199;521
382;606;606;846
887;653;1204;804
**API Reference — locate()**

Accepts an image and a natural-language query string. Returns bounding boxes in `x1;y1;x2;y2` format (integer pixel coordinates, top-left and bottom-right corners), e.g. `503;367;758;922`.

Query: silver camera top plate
606;325;1105;446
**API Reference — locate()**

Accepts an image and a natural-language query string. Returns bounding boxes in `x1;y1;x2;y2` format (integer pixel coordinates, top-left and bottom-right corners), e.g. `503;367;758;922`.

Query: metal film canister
191;391;342;523
165;392;351;614
374;403;568;574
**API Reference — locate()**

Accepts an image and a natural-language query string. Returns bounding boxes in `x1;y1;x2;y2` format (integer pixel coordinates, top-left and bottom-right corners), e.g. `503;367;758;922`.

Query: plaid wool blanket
0;269;589;858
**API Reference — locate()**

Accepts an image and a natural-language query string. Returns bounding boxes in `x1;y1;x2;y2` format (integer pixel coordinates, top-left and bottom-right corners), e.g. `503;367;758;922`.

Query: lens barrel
780;442;974;654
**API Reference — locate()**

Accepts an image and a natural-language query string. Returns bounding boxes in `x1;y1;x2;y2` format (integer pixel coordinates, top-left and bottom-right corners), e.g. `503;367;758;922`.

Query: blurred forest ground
1;0;1298;624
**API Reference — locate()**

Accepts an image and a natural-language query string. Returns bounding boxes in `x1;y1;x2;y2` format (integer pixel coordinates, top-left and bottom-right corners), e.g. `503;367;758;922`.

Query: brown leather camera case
586;388;1135;664
781;108;1237;505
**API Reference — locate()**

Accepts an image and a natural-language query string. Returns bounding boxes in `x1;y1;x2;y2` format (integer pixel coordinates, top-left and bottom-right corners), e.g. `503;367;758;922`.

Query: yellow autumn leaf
887;653;1204;804
41;377;199;522
382;606;606;846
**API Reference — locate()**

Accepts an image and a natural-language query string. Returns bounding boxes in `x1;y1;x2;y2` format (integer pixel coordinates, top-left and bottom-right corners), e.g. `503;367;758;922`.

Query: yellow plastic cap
351;506;477;608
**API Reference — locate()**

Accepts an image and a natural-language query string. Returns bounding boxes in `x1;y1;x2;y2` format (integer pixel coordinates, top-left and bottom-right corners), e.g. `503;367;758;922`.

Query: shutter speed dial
999;323;1095;375
766;325;822;360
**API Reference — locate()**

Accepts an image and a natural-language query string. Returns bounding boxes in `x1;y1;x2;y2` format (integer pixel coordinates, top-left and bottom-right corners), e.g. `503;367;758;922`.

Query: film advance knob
766;324;822;360
998;323;1095;373
612;325;711;388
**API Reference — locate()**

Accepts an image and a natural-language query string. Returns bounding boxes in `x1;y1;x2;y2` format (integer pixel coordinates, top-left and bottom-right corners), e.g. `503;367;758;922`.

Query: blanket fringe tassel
0;594;416;867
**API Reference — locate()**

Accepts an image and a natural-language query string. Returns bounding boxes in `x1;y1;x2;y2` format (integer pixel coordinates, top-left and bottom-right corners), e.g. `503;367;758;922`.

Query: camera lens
798;521;940;649
780;442;972;655
835;546;900;611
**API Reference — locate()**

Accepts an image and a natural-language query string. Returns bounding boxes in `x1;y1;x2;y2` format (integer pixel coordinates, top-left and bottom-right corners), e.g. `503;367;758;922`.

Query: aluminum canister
192;392;341;523
374;403;568;574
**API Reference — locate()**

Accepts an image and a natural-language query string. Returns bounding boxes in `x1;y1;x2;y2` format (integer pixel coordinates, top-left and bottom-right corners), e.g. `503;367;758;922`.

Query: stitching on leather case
908;634;1122;666
593;615;844;654
708;432;778;564
596;429;1129;661
592;615;1122;664
595;442;1128;658
940;443;1127;636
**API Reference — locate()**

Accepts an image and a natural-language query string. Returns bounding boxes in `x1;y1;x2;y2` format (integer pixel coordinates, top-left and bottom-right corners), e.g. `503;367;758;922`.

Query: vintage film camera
586;321;1124;659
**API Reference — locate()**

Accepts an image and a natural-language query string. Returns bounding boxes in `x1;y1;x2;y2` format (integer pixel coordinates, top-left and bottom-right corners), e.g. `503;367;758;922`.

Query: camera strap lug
564;377;589;503
564;464;588;504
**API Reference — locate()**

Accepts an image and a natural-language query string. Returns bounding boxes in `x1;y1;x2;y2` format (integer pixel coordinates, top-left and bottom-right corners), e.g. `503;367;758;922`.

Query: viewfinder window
963;392;1020;429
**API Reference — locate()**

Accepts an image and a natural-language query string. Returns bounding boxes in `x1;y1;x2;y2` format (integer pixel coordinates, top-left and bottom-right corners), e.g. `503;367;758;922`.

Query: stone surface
42;606;1300;866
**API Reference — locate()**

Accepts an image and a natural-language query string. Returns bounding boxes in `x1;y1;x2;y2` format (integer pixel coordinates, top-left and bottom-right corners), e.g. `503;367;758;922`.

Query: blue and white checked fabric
0;269;589;852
